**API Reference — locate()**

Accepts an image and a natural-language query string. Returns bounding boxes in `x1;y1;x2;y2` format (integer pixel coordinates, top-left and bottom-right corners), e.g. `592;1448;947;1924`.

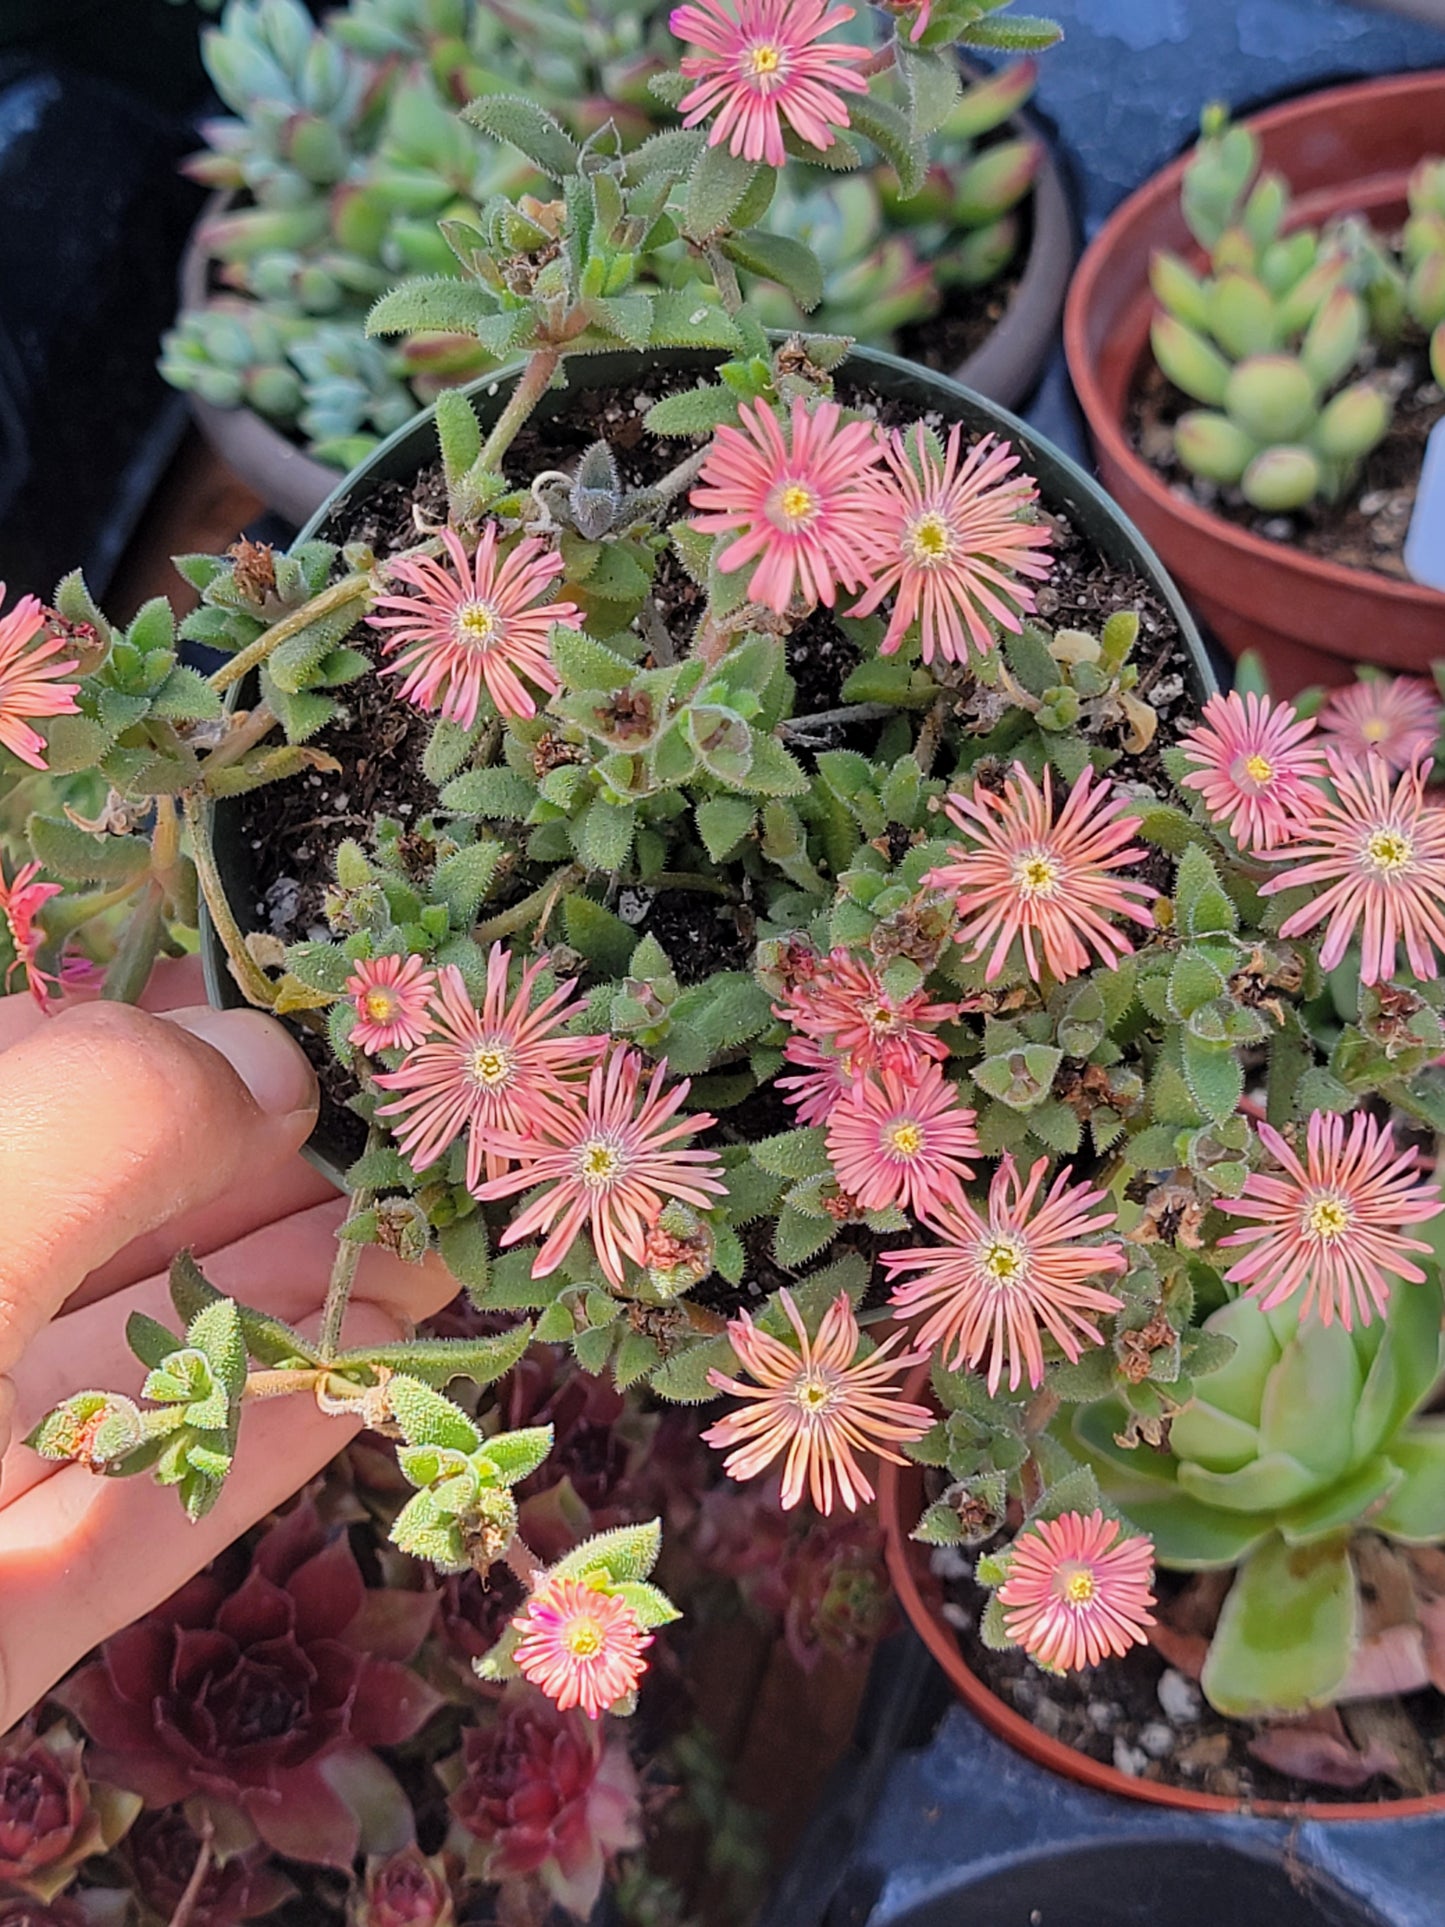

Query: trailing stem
477;348;563;475
182;791;278;1010
319;1124;384;1360
209;573;372;694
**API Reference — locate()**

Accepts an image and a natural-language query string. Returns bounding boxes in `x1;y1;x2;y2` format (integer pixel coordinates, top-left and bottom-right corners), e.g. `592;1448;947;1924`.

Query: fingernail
167;1008;319;1119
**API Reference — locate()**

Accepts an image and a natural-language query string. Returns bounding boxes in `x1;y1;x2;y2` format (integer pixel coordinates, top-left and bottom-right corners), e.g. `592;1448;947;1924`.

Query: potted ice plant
3;3;1445;1915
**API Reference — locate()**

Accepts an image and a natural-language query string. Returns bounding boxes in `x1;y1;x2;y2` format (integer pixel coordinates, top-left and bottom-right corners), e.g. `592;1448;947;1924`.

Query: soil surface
1131;345;1444;582
933;1538;1445;1805
898;266;1024;377
228;375;1193;1170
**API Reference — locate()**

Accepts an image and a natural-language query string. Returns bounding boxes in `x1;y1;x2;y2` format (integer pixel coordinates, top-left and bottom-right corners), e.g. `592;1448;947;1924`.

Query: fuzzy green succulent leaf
552;1519;662;1586
1201;1535;1356;1716
388;1376;481;1454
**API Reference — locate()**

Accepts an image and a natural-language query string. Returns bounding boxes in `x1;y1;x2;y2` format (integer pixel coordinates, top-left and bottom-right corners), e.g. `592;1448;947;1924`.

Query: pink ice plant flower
1260;753;1445;986
476;1045;727;1290
926;762;1157;984
850;426;1054;664
344;953;437;1054
0;588;80;770
776;1034;856;1126
774;946;957;1078
0;859;62;1011
1217;1109;1442;1329
512;1578;653;1720
1320;676;1440;774
670;0;870;168
999;1511;1156;1674
882;1155;1127;1395
687;396;883;613
1178;690;1327;853
375;948;602;1189
703;1290;932;1514
368;524;581;727
825;1063;978;1216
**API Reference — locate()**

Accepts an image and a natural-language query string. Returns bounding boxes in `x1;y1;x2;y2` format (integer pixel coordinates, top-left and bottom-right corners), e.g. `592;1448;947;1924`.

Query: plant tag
1404;418;1445;591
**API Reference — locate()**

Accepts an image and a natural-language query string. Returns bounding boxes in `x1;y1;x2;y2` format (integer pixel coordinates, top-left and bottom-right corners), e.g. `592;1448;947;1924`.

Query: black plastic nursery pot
199;342;1211;1186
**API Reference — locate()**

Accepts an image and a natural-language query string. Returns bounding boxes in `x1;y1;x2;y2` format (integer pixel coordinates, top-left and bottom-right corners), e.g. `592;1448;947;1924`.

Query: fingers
0;1298;404;1735
0;1002;317;1402
0;955;209;1055
6;1201;459;1504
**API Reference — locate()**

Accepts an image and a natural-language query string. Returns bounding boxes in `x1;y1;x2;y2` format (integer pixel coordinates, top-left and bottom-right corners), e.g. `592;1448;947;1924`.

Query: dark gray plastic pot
200;344;1210;1186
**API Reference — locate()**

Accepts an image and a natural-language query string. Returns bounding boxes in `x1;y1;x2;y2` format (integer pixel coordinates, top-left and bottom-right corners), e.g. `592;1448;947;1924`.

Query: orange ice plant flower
0;589;80;770
670;0;869;168
926;761;1156;984
999;1510;1155;1673
476;1045;727;1290
703;1290;932;1514
513;1577;652;1720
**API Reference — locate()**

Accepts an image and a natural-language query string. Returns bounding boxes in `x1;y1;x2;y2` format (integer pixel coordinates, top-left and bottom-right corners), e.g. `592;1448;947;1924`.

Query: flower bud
353;1847;456;1927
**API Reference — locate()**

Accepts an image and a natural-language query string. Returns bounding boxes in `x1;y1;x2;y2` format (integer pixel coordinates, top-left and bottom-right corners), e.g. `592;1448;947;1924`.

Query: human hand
0;960;457;1728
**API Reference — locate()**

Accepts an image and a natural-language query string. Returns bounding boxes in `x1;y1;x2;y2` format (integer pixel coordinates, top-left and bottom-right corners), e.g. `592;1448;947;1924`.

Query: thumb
0;1001;317;1384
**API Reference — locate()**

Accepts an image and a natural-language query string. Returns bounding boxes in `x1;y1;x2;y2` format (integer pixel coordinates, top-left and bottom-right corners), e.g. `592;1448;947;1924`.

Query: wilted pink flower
926;762;1157;984
776;1034;855;1125
1320;676;1440;773
57;1504;441;1869
999;1510;1155;1672
703;1289;932;1514
688;396;882;612
775;946;957;1078
1178;690;1327;852
826;1064;978;1216
0;860;61;1011
882;1155;1126;1394
0;590;80;771
1218;1110;1441;1328
512;1578;652;1720
893;0;933;38
850;426;1053;664
376;950;601;1189
369;525;580;727
345;953;436;1053
670;0;869;167
448;1688;640;1917
477;1046;726;1289
1260;754;1445;986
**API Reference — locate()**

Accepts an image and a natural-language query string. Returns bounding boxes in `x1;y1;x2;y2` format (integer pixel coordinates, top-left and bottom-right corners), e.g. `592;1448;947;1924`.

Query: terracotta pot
176;100;1074;526
1065;69;1445;698
879;1360;1445;1820
200;342;1207;1186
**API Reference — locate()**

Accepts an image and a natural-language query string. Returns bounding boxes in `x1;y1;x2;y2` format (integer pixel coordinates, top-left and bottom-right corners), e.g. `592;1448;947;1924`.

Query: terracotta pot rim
879;1360;1445;1822
1063;67;1445;619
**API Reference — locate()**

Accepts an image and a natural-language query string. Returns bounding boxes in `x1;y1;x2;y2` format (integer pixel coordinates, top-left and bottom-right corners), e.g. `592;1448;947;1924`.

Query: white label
1405;417;1445;591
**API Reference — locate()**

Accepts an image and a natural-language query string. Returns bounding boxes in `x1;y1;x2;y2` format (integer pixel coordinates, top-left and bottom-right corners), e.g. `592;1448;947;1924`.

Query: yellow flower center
1362;718;1388;743
469;1041;514;1088
776;482;817;525
979;1233;1027;1285
578;1138;624;1188
868;1002;898;1034
906;512;955;568
1366;827;1413;874
1061;1566;1097;1606
455;599;500;648
1243;753;1274;785
746;40;784;78
1305;1194;1351;1241
363;988;396;1022
887;1120;925;1158
1013;851;1061;899
564;1616;604;1659
793;1368;839;1415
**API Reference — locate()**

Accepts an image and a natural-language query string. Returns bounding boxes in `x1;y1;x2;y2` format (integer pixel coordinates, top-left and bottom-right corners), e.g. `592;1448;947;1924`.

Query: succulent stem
182;792;278;1010
209;573;372;694
319;1124;383;1360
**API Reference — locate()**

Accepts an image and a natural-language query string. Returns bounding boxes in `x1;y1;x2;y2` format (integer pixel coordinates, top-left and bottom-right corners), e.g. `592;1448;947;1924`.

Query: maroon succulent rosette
119;1808;293;1927
56;1505;442;1868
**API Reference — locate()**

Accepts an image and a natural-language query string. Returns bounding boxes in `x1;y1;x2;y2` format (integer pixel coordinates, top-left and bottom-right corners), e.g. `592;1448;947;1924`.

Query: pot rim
1063;66;1445;617
879;1359;1445;1822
